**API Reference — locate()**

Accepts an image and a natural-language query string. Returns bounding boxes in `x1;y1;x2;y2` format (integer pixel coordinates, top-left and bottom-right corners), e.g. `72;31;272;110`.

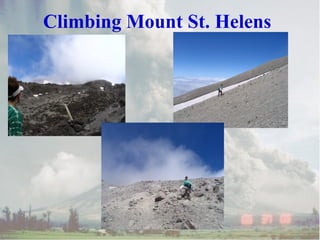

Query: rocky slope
18;80;125;136
174;57;288;127
102;177;224;230
174;56;288;105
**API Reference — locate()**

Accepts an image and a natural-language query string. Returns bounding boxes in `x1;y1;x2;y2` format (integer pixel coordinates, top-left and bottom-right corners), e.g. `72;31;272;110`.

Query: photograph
174;32;288;128
224;129;319;235
101;123;224;233
0;138;101;233
8;34;125;136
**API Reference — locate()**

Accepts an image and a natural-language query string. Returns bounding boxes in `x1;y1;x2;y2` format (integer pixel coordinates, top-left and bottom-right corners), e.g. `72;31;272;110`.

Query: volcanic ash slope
19;80;125;136
102;177;224;230
174;57;288;128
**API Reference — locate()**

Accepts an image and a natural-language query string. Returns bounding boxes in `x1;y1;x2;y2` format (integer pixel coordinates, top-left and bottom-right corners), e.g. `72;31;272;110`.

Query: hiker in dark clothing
218;84;223;96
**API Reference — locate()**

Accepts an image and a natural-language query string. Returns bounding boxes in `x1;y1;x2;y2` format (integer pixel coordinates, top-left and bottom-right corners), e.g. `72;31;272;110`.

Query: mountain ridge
31;185;101;227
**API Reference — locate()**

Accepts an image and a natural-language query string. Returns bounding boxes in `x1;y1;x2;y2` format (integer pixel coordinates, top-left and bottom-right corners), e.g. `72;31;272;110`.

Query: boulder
181;220;196;230
194;192;204;198
154;191;166;202
213;185;219;193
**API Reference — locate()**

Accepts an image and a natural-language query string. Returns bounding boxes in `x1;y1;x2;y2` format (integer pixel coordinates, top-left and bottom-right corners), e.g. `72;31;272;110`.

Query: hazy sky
174;32;288;96
225;129;318;214
8;35;125;84
102;123;224;185
0;137;101;211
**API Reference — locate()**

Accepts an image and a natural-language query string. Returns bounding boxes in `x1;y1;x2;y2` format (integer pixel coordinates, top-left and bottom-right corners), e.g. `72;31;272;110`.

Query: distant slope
32;185;101;227
174;56;288;105
102;177;224;230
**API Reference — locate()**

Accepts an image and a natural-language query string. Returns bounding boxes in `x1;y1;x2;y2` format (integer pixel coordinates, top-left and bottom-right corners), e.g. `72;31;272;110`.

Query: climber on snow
218;84;223;96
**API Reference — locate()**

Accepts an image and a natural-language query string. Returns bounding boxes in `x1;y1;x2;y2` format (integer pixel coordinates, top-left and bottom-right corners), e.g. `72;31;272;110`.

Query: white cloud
26;152;100;207
22;35;125;84
225;129;319;214
103;137;220;185
255;129;319;170
174;77;225;97
87;0;172;121
254;169;318;212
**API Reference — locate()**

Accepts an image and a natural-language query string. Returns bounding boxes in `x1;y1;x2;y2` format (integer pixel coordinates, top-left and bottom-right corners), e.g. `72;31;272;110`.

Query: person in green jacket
8;76;24;136
180;176;192;199
183;176;192;190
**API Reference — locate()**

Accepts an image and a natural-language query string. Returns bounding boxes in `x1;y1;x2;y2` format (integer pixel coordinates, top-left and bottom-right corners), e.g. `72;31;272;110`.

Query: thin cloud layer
174;77;225;97
26;152;100;207
103;137;222;185
225;129;318;214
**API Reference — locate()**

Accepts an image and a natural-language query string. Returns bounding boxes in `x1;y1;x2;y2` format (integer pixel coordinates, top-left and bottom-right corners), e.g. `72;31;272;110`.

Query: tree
42;213;47;230
1;206;11;232
2;206;11;223
312;207;319;217
46;211;51;229
28;205;32;219
67;208;79;232
12;213;17;229
16;209;26;230
312;207;319;225
0;219;6;233
28;215;37;231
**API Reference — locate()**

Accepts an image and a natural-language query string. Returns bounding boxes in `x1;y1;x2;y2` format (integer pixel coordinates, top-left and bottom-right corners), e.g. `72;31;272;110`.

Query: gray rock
213;185;219;193
194;192;204;198
154;191;166;202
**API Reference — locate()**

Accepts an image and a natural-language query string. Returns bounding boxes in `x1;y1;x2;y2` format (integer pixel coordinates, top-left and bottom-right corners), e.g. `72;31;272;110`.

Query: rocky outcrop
18;80;125;136
102;177;224;231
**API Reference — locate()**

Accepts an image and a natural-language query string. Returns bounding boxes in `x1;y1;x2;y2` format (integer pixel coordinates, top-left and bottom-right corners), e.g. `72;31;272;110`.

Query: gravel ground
102;178;224;231
174;65;288;128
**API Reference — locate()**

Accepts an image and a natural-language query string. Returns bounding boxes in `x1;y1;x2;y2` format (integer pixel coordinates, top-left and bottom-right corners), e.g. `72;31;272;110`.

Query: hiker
218;84;223;96
180;176;192;199
8;76;24;136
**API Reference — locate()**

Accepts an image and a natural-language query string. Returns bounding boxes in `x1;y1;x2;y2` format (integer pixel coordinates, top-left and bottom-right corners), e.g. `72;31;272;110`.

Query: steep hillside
102;177;224;230
174;56;288;105
18;80;125;136
174;61;288;127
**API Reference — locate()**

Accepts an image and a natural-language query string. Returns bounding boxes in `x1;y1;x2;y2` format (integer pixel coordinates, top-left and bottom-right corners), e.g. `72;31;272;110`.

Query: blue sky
102;123;224;185
8;34;125;84
174;32;288;96
9;35;49;79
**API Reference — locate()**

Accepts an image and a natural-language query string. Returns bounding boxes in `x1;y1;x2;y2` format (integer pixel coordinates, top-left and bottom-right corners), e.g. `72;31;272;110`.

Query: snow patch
174;71;272;112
